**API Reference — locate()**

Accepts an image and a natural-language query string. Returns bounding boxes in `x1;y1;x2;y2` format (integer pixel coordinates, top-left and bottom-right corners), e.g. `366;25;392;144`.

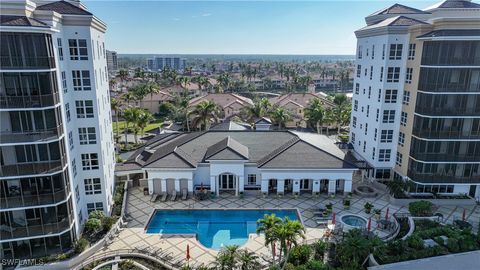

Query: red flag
385;208;389;222
332;212;336;225
186;244;190;260
367;217;371;232
462;209;466;221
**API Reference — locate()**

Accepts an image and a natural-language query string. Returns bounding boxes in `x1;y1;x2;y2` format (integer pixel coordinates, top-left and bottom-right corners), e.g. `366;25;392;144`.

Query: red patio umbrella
367;217;372;232
462;209;466;221
332;212;336;225
186;244;191;261
385;208;390;222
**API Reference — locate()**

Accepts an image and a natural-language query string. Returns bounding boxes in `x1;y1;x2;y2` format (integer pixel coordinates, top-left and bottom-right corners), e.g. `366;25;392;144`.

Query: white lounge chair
170;190;177;201
182;188;188;200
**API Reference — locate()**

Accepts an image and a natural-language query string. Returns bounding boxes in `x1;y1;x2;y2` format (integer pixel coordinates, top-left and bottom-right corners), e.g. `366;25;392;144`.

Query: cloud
201;13;212;17
173;18;181;21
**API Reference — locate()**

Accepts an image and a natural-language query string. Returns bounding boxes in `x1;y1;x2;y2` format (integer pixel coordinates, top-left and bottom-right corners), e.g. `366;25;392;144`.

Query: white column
235;176;239;196
148;178;154;195
261;179;269;194
238;175;244;193
312;180;320;195
210;175;216;194
328;180;336;194
188;179;193;193
277;179;285;194
292;179;300;194
161;179;167;194
343;179;352;193
174;179;180;192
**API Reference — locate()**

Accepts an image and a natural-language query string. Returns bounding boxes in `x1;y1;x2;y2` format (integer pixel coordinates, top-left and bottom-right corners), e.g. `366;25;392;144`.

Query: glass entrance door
219;174;235;190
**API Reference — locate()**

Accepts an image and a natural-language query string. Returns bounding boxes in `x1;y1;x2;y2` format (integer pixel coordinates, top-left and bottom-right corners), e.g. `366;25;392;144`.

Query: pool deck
97;186;480;268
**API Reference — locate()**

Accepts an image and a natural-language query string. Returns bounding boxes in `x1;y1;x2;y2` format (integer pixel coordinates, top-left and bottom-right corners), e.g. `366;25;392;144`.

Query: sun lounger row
149;189;189;202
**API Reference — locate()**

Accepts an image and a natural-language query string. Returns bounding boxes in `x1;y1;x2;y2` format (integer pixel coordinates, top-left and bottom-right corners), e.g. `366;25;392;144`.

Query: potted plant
239;191;244;198
293;191;299;198
374;208;381;220
343;199;350;210
262;192;268;198
364;202;374;214
325;203;333;214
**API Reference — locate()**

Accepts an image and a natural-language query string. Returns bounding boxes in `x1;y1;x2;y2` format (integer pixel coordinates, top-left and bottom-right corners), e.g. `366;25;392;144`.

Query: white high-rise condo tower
0;0;115;259
350;0;480;199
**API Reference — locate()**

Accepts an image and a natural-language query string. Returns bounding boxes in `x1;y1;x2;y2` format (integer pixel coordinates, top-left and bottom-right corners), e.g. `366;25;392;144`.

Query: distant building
106;50;118;73
147;56;186;71
189;93;254;121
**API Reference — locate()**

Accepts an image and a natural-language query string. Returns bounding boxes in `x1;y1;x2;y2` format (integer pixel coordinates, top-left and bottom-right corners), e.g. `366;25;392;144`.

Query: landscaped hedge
408;200;434;216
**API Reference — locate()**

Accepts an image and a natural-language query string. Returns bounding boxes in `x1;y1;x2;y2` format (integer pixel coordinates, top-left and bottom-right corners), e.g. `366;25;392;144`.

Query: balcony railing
0;157;67;177
0;56;56;69
0;125;63;144
407;170;479;184
0;93;60;109
410;152;480;162
415;106;480;116
0;217;73;240
412;129;480;140
0;188;70;209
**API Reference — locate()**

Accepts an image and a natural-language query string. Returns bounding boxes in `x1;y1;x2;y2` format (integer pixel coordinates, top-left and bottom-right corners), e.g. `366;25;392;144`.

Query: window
365;123;368;135
75;100;94;118
370;66;373;80
68;131;74;150
69;39;88;60
379;149;391;162
351;132;356;144
378;89;382;102
374;128;377;141
396;152;403;166
385;89;398;103
65;103;71;122
383;110;395;123
352;116;357;128
354;100;358;111
398;132;405;146
356;65;361;78
84;178;101;195
72;71;91;91
380;67;383;82
57;38;64;61
368;87;371;99
408;43;416;60
75;185;80;203
387;67;400;82
405;68;413;84
364;68;367;76
376;109;379;122
247;174;257;186
363;141;366;152
78;210;83;224
380;130;394;143
87;202;104;214
382;44;385;59
366;48;369;57
79;127;96;145
371;45;375;59
366;105;370;117
355;83;359;94
81;153;99;170
71;159;77;177
401;112;408;126
61;71;67;93
389;44;403;60
358;45;363;59
372;147;376;160
403;91;410;105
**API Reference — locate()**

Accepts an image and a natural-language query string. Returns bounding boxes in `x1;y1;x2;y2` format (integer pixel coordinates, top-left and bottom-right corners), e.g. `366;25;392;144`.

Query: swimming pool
145;209;300;249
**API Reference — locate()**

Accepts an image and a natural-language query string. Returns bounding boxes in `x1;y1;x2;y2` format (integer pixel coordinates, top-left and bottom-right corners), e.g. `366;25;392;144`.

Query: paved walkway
97;186;480;268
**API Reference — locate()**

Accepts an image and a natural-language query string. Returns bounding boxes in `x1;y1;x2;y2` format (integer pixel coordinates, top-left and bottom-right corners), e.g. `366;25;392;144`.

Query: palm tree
123;91;136;107
333;93;348;107
212;245;239;270
304;98;325;134
136;110;155;136
323;108;335;135
257;214;282;263
123;107;141;146
143;81;161;104
217;73;231;93
336;229;382;268
118;69;128;83
110;97;123;142
189;100;219;131
270;107;291;130
274;218;305;261
237;250;260;270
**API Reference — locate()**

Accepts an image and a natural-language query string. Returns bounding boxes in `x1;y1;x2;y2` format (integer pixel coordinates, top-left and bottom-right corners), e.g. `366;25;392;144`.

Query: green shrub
102;216;116;232
447;238;460;253
74;238;88;254
312;240;328;260
408;200;434;217
288;244;312;266
84;218;102;232
88;210;105;220
407;235;424;249
304;260;331;270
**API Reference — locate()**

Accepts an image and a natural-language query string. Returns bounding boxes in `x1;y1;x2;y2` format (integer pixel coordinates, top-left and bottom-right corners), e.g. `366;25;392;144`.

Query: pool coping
143;208;304;250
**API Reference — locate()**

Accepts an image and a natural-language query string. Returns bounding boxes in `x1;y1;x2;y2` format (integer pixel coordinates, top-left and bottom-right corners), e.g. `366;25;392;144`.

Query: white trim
0;223;74;244
0;68;57;73
411;134;479;142
409;156;480;164
416;90;479;95
420;65;480;69
0;103;61;112
0;193;72;213
414;112;480;119
0;134;65;147
0;164;68;180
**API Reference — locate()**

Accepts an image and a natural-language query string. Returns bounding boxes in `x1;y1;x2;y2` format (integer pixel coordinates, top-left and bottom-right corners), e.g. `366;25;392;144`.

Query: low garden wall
389;196;475;206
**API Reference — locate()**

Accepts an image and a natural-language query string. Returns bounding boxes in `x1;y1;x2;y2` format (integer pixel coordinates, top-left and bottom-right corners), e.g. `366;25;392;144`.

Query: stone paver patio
97;186;480;268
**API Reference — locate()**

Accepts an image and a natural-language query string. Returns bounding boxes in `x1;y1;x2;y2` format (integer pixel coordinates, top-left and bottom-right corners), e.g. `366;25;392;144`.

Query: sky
84;0;440;55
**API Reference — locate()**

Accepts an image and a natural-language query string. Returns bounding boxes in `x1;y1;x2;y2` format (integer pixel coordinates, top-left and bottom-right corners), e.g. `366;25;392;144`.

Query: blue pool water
146;209;299;249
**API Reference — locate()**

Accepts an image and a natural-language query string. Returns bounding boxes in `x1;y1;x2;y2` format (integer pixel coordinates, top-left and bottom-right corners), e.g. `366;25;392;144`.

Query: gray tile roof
210;120;251;131
146;152;195;168
0;15;49;27
204;136;249;160
435;0;480;8
36;1;92;15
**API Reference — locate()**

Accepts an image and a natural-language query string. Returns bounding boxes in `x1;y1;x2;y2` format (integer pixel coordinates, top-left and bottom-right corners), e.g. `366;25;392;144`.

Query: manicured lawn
112;120;162;134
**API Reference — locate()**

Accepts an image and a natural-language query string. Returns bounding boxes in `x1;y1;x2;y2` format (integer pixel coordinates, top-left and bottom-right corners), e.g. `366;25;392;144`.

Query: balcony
0;217;73;241
0;157;67;178
0;93;60;109
412;129;480;140
410;152;480;162
0;56;56;70
415;106;480;116
407;170;479;184
0;125;63;144
0;188;69;209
